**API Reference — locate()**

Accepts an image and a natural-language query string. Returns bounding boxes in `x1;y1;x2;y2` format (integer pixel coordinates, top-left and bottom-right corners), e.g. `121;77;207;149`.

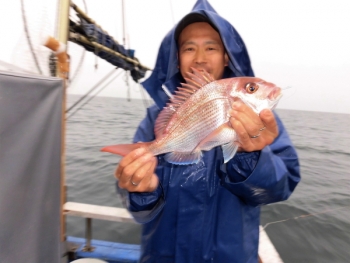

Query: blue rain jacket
117;1;300;262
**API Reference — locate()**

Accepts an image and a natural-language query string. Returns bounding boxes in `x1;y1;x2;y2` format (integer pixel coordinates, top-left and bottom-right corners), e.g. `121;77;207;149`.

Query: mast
56;0;70;243
121;0;130;101
122;0;126;47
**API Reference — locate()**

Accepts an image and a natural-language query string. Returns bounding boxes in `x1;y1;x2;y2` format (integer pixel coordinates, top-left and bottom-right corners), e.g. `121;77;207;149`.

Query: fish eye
245;83;259;94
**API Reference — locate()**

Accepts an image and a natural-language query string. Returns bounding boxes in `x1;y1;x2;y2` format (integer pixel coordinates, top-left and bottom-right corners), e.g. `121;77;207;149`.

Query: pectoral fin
197;123;236;152
221;142;239;163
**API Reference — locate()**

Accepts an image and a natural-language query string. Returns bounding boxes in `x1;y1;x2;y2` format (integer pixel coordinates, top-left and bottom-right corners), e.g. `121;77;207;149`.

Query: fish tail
100;142;151;157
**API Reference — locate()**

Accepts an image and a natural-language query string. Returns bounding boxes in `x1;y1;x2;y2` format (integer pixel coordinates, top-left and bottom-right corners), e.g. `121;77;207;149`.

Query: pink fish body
102;68;282;165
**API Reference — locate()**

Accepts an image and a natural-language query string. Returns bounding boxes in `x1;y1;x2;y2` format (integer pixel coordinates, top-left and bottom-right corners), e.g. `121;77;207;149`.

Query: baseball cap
174;13;219;43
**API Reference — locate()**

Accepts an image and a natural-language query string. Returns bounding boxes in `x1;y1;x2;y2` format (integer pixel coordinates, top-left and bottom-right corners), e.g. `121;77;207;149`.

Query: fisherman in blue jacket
115;1;300;262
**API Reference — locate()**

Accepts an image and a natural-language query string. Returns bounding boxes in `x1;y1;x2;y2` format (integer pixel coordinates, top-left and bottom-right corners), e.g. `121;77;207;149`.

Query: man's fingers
116;150;153;185
230;102;263;138
115;147;146;178
148;174;159;192
260;109;278;135
119;147;148;168
130;156;157;186
114;147;159;192
145;158;159;190
229;104;280;152
230;118;254;150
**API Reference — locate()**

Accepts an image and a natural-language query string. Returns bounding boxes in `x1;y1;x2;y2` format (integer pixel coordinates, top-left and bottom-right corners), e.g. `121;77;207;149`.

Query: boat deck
65;202;283;263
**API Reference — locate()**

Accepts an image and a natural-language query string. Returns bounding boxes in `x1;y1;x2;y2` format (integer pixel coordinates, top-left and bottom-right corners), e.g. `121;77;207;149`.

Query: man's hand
115;147;159;192
229;100;278;152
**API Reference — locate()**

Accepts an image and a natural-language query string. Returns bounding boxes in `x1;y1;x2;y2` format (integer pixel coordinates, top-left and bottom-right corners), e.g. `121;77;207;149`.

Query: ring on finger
131;180;138;186
259;126;266;131
250;132;261;139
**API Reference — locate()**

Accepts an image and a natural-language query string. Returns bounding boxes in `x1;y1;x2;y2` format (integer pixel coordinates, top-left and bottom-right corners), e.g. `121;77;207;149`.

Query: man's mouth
191;68;209;74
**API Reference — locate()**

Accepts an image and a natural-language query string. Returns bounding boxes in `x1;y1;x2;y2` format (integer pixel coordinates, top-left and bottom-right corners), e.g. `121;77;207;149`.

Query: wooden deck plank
63;202;136;223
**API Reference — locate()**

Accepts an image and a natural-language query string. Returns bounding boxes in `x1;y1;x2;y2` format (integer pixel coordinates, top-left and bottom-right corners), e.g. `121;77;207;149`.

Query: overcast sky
1;0;349;114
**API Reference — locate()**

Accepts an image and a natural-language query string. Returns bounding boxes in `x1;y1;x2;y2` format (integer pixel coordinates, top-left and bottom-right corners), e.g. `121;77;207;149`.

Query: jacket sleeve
220;112;301;206
116;105;166;224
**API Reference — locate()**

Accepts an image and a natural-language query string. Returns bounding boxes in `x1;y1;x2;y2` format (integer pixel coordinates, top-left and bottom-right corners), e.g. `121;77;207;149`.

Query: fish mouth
268;89;283;110
268;87;282;101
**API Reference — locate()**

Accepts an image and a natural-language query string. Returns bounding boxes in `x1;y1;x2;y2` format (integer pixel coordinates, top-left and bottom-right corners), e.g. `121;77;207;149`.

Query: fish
101;68;282;165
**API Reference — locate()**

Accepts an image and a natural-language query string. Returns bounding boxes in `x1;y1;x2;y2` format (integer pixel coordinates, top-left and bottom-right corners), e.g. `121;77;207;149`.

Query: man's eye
182;47;193;52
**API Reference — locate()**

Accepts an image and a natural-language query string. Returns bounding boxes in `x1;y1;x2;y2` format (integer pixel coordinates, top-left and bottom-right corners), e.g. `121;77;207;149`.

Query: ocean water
66;95;350;263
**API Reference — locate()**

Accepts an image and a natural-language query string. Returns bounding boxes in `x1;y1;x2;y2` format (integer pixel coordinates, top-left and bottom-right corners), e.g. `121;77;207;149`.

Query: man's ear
224;53;229;66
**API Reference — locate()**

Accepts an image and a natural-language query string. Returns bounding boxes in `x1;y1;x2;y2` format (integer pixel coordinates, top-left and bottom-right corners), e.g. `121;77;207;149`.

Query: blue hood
142;0;254;108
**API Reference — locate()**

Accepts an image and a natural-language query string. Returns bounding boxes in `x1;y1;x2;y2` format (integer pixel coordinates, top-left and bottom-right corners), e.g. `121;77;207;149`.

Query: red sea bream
101;68;282;165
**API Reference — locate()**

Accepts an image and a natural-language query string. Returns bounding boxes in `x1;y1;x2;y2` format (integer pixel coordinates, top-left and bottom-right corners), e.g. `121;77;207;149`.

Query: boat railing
63;202;136;252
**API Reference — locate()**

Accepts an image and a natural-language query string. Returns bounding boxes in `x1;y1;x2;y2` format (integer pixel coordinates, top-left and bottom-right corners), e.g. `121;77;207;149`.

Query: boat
0;0;284;262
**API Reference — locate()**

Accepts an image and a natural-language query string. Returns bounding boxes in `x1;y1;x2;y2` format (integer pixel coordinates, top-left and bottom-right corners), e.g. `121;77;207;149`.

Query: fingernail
228;109;234;116
261;109;271;117
143;152;152;159
143;152;153;160
134;147;146;156
233;101;241;109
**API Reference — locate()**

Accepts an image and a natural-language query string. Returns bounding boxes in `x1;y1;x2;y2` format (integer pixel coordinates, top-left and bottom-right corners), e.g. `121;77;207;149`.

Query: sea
66;95;350;263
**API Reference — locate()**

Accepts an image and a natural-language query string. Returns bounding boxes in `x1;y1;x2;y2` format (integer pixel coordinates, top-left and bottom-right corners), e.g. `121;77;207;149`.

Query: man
115;1;300;262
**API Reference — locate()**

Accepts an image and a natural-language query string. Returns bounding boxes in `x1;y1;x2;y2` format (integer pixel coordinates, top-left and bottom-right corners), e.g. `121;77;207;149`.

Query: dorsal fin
190;67;215;83
154;68;214;138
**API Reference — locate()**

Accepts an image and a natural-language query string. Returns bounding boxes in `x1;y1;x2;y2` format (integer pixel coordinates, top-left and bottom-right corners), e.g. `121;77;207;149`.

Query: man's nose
194;50;206;64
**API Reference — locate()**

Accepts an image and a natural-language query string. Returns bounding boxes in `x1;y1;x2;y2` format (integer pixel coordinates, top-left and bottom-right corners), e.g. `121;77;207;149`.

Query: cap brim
174;13;218;42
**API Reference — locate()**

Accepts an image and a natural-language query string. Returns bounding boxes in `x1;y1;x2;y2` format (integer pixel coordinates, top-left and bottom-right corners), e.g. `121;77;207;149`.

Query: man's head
175;14;229;80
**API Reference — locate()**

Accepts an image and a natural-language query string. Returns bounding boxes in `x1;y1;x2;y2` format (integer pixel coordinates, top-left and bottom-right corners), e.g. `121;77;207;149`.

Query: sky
0;0;350;114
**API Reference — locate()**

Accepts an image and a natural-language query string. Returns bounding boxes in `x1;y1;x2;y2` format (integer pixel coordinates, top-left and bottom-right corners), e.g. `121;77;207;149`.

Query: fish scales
149;80;230;155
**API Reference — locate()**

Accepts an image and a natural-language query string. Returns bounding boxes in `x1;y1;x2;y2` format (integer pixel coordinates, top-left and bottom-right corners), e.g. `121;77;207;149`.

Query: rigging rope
66;70;123;120
124;71;131;102
66;68;118;113
169;0;176;25
20;0;43;74
139;83;151;109
69;48;86;84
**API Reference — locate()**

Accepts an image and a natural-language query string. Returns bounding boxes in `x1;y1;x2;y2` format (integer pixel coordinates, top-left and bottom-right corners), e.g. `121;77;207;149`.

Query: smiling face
178;22;229;81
